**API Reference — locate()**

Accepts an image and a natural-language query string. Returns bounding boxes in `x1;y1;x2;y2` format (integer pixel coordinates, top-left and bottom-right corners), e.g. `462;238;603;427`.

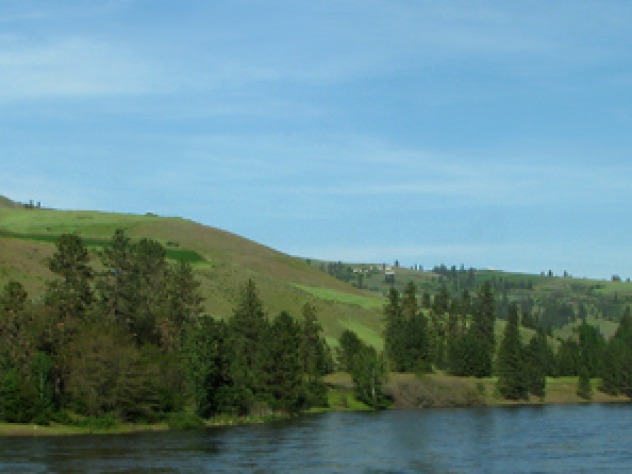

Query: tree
577;366;592;400
159;260;204;351
351;345;388;409
523;330;552;398
300;304;330;407
337;329;364;372
226;279;270;413
384;287;405;370
182;317;231;417
263;312;304;413
46;234;94;321
496;303;527;400
0;281;32;368
338;329;388;409
467;282;496;377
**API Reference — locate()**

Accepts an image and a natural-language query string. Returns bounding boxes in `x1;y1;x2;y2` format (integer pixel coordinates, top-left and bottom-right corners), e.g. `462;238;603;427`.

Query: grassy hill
1;195;628;349
0;201;384;347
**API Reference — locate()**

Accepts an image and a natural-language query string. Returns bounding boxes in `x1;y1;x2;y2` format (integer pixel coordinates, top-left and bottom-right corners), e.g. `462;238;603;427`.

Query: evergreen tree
577;366;592;400
263;312;304;413
46;234;94;322
227;279;270;413
182;317;231;417
523;330;552;398
496;303;527;400
337;329;364;372
401;282;430;372
159;260;204;351
600;311;632;397
468;282;496;376
556;338;580;376
300;303;329;407
384;287;406;370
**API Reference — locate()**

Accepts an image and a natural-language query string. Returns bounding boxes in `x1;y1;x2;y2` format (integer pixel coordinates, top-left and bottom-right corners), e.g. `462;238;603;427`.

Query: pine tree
46;234;94;321
227;279;270;413
264;312;304;413
496;303;527;400
300;304;329;407
182;317;231;417
468;282;496;377
384;287;406;370
577;366;592;400
523;330;550;399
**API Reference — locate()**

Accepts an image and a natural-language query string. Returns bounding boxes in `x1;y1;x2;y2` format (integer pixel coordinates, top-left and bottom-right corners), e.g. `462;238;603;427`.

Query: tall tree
300;303;330;407
496;303;527;400
263;311;304;413
523;330;552;398
182;317;231;417
227;279;270;413
46;234;94;322
384;287;405;370
469;281;496;376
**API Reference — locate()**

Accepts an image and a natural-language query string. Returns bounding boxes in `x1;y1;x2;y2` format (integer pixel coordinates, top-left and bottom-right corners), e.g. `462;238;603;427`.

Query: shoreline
2;373;629;437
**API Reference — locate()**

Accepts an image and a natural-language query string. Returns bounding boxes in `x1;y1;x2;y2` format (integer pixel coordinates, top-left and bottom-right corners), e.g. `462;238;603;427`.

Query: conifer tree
263;311;304;413
227;279;270;413
46;234;94;322
468;282;496;376
496;303;527;400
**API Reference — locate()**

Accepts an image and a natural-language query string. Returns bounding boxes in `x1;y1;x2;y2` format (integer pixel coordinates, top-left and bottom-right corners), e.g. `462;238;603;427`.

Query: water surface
2;404;631;472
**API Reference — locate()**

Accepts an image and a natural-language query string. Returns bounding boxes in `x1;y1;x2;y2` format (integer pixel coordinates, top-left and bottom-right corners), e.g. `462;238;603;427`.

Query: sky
2;0;632;279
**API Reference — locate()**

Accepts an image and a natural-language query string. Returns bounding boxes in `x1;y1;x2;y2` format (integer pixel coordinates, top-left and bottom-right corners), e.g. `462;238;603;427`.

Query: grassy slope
0;206;384;345
0;200;626;347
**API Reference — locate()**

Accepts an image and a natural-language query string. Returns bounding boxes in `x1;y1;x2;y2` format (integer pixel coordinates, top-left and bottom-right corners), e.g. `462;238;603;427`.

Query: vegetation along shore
2;200;632;436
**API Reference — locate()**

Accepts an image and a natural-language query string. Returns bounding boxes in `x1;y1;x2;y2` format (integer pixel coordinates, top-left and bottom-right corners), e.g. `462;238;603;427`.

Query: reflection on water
2;404;632;473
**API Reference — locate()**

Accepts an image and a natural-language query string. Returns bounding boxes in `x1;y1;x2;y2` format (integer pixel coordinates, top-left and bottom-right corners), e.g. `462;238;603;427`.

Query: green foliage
182;317;231;417
338;329;388;409
576;367;592;400
496;304;527;400
384;283;430;372
46;234;94;321
166;412;205;430
76;414;118;430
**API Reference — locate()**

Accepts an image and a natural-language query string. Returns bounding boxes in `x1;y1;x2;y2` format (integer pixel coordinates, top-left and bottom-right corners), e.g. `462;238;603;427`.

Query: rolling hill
1;195;629;348
0;197;385;347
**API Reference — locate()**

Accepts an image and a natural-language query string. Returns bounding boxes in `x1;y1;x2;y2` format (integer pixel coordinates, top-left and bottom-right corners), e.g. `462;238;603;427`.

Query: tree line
0;231;332;424
381;281;632;401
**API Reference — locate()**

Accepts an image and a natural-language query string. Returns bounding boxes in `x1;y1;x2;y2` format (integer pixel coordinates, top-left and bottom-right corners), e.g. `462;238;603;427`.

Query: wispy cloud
0;36;157;102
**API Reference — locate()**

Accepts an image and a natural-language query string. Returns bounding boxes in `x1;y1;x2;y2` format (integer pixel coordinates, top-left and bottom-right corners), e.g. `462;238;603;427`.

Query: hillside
1;196;629;348
0;201;384;347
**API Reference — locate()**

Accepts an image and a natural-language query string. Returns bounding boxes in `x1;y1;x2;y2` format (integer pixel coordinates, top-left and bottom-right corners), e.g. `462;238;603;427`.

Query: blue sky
2;1;632;279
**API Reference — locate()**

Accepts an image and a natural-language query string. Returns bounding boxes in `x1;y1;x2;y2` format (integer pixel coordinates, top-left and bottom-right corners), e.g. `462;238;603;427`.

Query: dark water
2;404;632;473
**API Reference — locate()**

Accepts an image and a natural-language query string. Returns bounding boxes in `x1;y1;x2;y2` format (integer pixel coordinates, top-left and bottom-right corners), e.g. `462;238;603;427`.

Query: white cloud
0;36;157;102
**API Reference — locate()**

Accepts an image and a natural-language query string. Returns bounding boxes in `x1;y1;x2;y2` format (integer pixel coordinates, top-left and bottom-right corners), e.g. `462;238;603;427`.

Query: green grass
0;208;166;235
553;316;619;341
291;284;384;309
0;229;206;264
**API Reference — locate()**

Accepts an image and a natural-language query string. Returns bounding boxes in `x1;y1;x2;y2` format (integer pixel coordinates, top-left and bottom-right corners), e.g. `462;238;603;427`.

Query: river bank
325;372;630;409
2;372;628;437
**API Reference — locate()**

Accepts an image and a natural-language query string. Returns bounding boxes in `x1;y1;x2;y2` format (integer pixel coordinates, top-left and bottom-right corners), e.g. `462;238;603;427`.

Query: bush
166;412;205;430
76;415;118;430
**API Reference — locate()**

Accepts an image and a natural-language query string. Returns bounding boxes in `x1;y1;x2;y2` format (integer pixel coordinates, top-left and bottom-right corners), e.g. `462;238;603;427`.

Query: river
1;404;631;473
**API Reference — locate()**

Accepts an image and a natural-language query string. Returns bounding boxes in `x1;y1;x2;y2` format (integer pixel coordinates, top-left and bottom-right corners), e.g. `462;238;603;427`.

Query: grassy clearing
554;317;619;341
0;209;166;236
338;319;384;350
291;284;384;309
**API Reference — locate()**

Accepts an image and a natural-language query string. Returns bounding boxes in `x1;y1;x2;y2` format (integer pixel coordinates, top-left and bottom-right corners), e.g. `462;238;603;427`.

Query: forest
0;231;332;426
2;231;632;427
